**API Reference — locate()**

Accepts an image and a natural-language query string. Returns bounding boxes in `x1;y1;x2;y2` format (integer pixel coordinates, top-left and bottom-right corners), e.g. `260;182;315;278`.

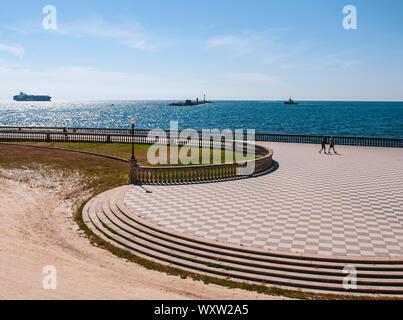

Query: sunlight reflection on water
0;100;401;137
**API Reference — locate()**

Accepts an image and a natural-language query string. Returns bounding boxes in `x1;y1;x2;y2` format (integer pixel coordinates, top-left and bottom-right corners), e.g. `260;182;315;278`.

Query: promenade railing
129;141;273;184
0;126;401;148
0;127;274;184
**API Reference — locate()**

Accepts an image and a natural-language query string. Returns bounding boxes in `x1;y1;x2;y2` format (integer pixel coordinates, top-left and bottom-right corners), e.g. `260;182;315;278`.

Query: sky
0;0;402;101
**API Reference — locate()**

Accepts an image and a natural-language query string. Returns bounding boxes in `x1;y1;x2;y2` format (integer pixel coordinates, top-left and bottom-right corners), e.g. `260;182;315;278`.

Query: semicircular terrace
125;142;403;258
84;141;403;295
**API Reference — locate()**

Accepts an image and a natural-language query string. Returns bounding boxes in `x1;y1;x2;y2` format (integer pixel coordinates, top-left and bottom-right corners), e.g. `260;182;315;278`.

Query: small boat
284;97;298;105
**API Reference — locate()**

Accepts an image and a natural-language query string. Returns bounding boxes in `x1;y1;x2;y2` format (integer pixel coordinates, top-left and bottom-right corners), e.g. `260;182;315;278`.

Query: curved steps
82;186;403;296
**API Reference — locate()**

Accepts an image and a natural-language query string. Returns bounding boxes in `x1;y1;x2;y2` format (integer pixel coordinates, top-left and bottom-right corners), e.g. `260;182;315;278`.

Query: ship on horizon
284;97;298;105
13;92;51;102
169;94;212;106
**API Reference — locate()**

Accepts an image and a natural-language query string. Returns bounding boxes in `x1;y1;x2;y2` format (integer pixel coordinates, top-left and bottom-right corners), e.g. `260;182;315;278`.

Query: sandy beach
0;168;283;300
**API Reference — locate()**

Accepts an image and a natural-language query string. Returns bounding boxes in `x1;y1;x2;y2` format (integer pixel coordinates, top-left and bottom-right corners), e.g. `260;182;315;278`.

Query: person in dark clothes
319;137;327;154
328;136;337;154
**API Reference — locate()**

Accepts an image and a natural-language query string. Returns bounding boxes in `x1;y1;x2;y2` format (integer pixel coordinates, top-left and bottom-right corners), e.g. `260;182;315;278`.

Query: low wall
129;149;273;185
0;127;274;184
0;126;401;148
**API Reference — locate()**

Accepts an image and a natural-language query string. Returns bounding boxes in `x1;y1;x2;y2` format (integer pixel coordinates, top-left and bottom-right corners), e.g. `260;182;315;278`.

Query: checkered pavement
125;143;403;258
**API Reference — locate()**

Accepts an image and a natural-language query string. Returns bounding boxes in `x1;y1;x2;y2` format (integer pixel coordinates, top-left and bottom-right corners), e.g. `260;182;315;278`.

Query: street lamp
128;118;137;185
130;118;136;160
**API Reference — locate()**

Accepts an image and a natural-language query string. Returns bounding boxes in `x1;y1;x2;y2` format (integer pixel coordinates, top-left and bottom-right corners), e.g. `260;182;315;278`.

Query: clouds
54;17;157;51
0;61;281;100
206;34;257;50
8;16;159;52
0;62;231;100
205;31;318;72
0;6;381;101
224;73;278;85
0;64;162;86
0;44;25;58
307;52;364;71
205;31;274;56
205;29;365;74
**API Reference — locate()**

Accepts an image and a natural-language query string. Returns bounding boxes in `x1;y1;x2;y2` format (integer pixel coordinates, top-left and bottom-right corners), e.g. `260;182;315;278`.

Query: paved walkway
125;143;403;258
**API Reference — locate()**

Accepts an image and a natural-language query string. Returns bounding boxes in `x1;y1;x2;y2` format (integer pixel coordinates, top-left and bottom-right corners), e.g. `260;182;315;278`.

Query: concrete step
86;201;403;295
115;188;403;271
101;199;403;287
105;196;403;281
82;188;403;295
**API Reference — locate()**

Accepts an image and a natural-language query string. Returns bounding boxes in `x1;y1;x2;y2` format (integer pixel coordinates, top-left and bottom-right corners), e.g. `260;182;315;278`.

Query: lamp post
130;118;136;160
128;118;137;184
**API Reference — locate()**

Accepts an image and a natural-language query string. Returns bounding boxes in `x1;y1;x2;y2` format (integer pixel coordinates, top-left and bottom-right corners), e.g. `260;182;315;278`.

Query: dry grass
0;144;128;196
6;142;255;166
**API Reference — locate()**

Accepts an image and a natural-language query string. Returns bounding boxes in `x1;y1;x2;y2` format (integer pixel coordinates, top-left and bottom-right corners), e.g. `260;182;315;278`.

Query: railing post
128;158;138;184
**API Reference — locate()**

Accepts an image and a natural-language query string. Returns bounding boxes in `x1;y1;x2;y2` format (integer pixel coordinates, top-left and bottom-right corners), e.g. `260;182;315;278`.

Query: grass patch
206;262;232;271
7;141;257;166
0;143;128;194
101;221;119;236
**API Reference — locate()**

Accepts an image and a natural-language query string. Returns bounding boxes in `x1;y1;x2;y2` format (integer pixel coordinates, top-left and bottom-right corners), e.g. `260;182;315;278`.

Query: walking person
328;136;337;154
319;136;327;154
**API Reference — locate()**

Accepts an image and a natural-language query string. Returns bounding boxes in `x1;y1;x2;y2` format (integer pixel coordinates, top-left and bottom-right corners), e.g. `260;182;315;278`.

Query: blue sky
0;0;402;101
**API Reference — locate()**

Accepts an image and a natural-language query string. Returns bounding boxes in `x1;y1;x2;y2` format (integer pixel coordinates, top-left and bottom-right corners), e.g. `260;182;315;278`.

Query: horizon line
1;99;403;103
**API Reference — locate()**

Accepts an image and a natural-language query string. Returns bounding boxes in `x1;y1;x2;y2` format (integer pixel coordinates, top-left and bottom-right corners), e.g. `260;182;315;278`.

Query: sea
0;100;402;138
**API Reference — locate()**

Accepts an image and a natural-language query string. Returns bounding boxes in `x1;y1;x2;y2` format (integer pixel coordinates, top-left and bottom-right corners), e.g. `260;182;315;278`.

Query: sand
0;168;283;300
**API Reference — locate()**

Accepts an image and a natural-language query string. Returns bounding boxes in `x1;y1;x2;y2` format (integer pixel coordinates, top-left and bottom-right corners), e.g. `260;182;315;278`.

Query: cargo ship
13;92;51;102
